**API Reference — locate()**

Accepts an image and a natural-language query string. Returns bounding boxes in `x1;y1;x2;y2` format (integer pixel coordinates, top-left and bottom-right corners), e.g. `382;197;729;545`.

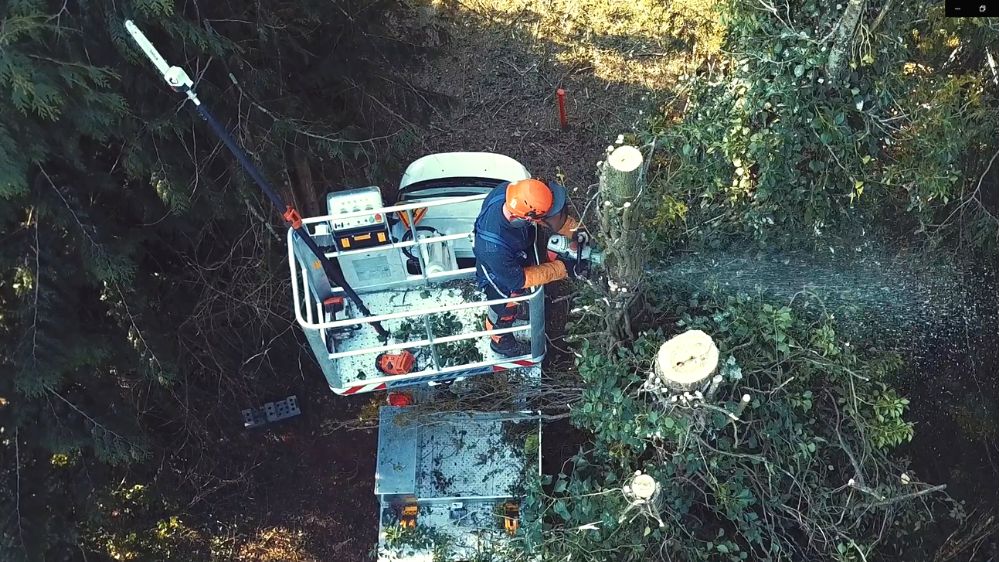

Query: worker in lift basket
473;178;586;357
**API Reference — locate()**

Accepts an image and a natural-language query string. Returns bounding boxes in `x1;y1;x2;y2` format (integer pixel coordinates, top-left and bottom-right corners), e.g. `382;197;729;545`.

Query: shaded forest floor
389;0;677;191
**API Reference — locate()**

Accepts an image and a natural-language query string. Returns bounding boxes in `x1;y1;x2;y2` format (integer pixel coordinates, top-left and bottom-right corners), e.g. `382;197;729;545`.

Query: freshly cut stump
630;473;658;500
601;145;643;205
654;330;719;391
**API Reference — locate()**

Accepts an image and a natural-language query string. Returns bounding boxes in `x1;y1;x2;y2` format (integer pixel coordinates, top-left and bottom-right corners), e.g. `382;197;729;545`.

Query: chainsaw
376;350;416;375
546;232;604;277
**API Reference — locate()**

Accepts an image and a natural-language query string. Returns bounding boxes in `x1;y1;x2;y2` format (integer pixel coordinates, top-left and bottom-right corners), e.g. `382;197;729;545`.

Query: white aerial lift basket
287;153;546;395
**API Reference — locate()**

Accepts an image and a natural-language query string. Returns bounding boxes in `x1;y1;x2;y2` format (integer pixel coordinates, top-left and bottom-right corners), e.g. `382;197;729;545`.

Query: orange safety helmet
505;179;566;220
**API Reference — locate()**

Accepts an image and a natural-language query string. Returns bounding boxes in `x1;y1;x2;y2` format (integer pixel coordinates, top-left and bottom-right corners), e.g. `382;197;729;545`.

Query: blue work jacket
473;182;538;296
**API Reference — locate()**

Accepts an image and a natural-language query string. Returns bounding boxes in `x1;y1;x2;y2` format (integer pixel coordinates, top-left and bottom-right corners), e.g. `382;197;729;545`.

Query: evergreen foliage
0;1;423;559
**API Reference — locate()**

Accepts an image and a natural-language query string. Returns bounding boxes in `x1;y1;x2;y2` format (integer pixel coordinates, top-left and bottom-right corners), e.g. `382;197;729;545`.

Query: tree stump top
607;145;643;173
631;473;657;500
654;330;720;390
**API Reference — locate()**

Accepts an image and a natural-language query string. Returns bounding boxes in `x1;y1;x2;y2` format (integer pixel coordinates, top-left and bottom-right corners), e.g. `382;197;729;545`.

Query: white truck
289;153;545;561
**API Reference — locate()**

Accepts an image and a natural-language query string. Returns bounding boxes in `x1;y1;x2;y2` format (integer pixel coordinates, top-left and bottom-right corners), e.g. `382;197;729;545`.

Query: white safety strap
481;264;511;300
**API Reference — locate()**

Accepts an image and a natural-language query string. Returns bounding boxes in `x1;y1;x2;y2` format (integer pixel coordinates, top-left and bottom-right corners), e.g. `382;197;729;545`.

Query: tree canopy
1;1;421;559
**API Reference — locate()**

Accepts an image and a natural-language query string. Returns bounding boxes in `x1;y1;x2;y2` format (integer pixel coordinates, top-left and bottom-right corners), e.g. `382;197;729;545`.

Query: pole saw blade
124;21;171;78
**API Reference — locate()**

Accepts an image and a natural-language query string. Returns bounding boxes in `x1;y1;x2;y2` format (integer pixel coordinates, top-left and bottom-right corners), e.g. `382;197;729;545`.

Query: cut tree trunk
602;145;643;206
653;330;719;391
598;144;646;344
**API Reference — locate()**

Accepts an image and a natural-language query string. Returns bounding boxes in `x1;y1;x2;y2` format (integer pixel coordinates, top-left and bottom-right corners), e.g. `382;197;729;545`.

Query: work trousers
484;285;524;343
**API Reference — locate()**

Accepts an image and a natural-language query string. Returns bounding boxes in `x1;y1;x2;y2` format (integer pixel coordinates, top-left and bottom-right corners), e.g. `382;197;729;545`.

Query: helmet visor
542;182;568;218
542;209;569;233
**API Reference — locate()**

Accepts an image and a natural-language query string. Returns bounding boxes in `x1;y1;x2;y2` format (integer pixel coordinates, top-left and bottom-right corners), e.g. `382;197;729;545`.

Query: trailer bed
375;407;540;561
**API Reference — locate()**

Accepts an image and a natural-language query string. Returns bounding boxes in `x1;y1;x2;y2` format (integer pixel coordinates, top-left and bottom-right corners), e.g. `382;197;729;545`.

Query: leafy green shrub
528;288;949;561
536;4;991;561
643;3;997;252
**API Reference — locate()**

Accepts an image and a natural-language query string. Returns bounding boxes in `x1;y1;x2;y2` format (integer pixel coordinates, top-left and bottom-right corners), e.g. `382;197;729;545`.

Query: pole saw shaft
124;20;389;340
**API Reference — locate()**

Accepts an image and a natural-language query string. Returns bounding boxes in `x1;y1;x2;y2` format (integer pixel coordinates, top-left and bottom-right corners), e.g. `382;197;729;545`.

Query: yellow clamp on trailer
501;501;519;535
400;504;418;528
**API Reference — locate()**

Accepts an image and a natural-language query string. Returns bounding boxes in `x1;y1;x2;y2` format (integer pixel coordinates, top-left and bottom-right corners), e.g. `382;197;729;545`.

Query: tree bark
826;0;866;86
598;145;646;344
290;146;321;218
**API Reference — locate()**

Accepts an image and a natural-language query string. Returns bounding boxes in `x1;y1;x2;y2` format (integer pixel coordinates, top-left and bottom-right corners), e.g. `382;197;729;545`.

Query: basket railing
287;194;545;379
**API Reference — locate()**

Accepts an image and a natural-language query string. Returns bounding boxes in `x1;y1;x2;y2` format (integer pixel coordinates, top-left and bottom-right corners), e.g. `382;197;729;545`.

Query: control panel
327;187;385;231
326;186;392;251
325;186;407;289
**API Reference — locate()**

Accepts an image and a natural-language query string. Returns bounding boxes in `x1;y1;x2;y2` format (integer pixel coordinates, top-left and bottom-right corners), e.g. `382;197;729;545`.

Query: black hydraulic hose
192;102;390;340
194;104;285;210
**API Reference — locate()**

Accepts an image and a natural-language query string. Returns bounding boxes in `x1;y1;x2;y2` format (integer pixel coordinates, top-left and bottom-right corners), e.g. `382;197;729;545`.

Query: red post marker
556;88;568;129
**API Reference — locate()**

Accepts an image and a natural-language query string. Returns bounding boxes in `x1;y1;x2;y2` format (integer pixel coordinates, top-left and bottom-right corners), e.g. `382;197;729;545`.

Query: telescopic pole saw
123;20;389;341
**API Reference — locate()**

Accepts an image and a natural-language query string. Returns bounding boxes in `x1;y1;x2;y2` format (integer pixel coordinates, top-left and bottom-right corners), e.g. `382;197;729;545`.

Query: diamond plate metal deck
331;281;531;388
376;407;419;496
413;412;532;499
375;407;541;562
376;407;538;500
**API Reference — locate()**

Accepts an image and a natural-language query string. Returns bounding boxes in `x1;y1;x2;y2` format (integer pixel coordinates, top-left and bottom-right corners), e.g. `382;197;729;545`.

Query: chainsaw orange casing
376;350;416;375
